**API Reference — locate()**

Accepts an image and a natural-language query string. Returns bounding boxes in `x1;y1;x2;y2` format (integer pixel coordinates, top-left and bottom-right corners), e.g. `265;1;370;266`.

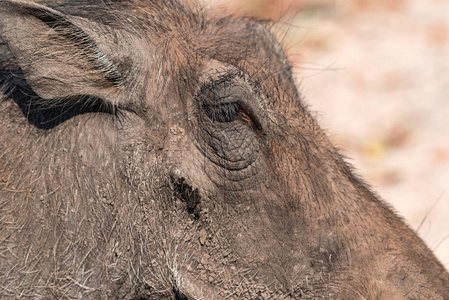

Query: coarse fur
0;0;448;299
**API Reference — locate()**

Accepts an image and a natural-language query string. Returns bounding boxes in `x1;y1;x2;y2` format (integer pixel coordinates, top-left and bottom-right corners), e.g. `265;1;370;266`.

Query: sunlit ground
199;0;449;269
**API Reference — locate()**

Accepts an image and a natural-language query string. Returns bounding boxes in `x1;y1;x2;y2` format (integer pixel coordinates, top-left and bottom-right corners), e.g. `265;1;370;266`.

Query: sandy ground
203;0;449;269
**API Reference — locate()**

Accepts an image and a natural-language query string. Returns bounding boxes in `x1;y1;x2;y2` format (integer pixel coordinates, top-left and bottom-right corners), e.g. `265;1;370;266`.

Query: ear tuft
0;0;126;103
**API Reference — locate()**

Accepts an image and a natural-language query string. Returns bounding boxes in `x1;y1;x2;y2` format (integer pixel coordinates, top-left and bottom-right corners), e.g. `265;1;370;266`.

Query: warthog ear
0;0;133;104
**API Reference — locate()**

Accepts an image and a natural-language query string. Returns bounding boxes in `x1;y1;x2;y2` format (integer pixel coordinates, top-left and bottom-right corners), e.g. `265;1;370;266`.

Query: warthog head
1;0;448;298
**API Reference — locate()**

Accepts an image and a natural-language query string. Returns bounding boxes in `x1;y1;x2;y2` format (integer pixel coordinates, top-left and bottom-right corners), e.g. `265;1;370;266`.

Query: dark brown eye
202;102;248;123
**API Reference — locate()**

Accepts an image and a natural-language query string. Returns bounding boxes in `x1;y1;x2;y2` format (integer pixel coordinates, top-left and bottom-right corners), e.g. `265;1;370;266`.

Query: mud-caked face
3;1;448;299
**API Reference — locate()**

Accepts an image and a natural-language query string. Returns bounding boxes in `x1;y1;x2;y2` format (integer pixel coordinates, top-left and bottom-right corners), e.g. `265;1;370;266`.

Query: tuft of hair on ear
0;0;130;107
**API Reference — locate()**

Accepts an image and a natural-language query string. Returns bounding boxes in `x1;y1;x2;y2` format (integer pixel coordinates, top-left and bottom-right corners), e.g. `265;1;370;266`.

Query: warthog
0;0;448;298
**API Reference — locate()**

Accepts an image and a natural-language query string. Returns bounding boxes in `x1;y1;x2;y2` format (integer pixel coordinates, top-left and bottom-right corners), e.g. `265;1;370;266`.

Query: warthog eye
197;72;262;129
202;102;249;123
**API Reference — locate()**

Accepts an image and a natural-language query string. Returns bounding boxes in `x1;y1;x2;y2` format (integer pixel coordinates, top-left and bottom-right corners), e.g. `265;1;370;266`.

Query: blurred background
195;0;449;269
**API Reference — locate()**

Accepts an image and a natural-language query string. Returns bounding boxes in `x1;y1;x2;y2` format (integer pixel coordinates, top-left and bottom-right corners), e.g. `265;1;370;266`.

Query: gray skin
0;0;448;299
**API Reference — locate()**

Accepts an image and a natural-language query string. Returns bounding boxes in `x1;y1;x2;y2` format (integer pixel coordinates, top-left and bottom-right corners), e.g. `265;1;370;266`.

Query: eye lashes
202;102;242;123
197;71;263;130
